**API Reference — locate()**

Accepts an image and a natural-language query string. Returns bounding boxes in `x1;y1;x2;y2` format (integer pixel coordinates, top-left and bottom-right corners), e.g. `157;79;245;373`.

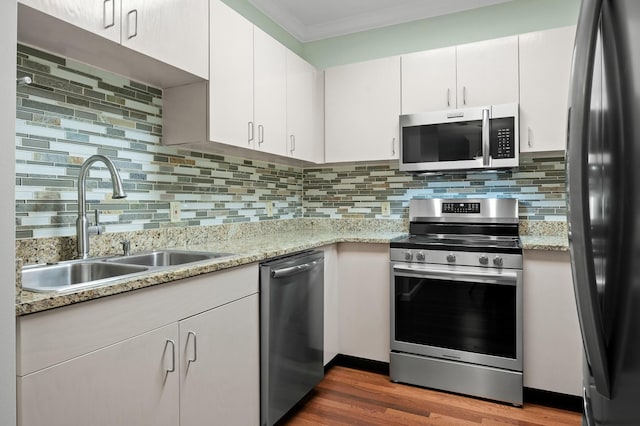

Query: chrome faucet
76;155;127;259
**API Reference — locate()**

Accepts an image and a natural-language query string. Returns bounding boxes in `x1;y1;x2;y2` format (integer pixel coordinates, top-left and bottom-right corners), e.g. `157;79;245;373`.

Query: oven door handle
393;264;518;285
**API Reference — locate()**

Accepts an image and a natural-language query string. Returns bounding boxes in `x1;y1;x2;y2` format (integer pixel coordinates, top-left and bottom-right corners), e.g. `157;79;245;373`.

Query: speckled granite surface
519;220;569;251
16;218;569;316
16;219;406;316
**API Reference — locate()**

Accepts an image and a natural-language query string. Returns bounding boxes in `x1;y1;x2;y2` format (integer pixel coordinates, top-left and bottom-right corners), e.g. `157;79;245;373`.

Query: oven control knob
479;255;489;265
404;251;413;261
416;251;426;261
493;256;504;267
446;253;456;263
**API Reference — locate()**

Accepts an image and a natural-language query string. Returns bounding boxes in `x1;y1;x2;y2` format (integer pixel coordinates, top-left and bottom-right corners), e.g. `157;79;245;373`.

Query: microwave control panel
491;117;516;159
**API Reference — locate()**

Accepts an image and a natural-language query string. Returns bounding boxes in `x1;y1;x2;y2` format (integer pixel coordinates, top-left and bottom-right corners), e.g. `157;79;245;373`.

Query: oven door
390;262;522;372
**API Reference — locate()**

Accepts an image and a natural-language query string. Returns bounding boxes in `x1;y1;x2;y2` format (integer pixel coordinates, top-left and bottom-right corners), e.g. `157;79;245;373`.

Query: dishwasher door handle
271;259;323;278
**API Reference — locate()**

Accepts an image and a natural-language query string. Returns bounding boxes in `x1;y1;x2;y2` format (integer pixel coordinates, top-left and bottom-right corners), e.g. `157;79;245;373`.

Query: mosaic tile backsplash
16;44;566;240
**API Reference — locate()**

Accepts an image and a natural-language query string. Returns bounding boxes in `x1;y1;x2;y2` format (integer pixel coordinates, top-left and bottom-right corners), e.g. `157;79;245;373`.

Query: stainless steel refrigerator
567;0;640;424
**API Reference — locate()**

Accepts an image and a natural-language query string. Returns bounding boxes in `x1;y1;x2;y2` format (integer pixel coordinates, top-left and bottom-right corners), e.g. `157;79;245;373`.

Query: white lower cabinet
179;294;259;426
523;250;583;396
337;243;390;363
18;323;180;426
16;264;259;426
321;244;340;365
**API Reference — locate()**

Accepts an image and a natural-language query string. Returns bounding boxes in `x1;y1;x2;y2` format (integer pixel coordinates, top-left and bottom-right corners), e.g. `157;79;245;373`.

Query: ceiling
248;0;513;42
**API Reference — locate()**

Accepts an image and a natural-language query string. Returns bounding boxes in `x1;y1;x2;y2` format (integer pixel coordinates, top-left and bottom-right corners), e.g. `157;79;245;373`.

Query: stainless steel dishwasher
260;250;324;426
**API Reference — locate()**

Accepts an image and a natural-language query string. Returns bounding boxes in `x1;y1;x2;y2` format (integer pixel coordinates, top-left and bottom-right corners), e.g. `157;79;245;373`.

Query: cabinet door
121;0;208;79
338;243;390;362
19;0;121;43
322;244;340;365
401;46;457;113
286;51;324;163
179;294;260;426
523;250;582;396
18;324;179;426
254;27;287;157
325;56;401;163
210;0;254;148
519;26;576;152
456;36;519;107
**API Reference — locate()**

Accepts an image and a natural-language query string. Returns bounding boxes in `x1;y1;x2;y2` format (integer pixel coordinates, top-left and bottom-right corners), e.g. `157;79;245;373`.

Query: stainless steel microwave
399;103;519;172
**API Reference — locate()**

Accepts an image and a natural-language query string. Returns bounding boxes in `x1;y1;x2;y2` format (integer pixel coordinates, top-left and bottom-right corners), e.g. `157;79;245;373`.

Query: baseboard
326;353;390;375
524;387;582;413
326;353;582;413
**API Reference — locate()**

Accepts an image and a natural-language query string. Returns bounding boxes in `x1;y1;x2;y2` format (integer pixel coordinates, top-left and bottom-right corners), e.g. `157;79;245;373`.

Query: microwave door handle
482;108;490;167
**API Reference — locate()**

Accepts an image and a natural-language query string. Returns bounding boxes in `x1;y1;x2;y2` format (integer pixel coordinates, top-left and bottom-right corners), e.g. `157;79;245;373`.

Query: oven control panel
442;202;480;214
390;248;522;269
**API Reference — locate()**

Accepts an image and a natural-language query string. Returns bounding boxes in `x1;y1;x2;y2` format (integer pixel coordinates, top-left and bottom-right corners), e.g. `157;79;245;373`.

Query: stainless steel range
389;198;523;405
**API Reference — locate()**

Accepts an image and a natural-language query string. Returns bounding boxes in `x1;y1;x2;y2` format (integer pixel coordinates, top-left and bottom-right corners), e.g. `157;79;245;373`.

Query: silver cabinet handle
392;137;396;156
248;121;254;145
527;126;533;148
482;108;490;166
447;88;451;107
127;9;138;39
290;135;295;153
258;124;264;145
463;86;467;105
165;339;175;373
103;0;115;29
187;331;197;365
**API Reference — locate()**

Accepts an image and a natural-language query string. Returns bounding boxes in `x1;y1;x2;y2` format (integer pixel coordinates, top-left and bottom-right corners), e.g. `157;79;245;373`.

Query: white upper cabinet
18;0;208;80
456;36;519;107
401;36;519;113
325;56;401;163
254;27;287;157
18;0;122;43
519;26;576;152
167;0;323;162
120;0;208;79
286;50;325;163
401;46;456;113
209;0;254;149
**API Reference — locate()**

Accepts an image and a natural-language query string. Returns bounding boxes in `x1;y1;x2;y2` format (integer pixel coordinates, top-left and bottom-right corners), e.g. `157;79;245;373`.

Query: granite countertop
16;228;405;316
16;218;570;316
520;234;569;251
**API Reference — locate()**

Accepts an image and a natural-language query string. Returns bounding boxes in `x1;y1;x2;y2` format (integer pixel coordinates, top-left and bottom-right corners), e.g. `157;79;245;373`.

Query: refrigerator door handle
567;0;611;399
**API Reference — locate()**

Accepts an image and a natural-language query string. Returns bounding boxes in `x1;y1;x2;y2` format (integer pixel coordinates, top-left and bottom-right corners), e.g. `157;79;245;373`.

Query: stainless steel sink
105;250;233;267
21;249;235;294
22;262;150;293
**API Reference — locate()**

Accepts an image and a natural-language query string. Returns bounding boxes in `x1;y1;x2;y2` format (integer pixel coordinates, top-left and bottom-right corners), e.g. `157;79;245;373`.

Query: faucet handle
88;209;105;236
121;240;131;256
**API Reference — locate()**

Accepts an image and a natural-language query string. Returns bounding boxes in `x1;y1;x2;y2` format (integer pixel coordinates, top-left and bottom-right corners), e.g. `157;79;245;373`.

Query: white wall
1;1;17;425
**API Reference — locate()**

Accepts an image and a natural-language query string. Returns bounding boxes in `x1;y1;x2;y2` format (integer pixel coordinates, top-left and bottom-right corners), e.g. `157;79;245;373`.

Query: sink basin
22;262;149;293
105;250;234;267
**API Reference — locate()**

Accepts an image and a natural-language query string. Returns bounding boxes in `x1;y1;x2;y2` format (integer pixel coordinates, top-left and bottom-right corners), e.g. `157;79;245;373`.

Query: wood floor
281;366;581;425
